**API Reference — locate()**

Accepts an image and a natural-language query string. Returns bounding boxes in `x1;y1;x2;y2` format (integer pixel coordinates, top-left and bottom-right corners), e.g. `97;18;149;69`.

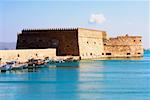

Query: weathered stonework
78;28;106;59
103;35;143;57
0;49;56;62
16;28;143;59
17;28;79;56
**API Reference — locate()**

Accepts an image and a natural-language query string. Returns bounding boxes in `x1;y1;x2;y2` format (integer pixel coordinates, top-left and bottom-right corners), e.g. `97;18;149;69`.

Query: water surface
0;51;150;100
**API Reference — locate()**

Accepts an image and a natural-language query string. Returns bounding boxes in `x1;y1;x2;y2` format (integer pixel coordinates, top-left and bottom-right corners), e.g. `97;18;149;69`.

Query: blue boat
0;61;16;72
0;64;12;72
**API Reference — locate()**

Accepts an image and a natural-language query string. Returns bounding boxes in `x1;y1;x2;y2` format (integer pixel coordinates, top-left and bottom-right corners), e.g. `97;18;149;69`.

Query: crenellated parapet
22;28;78;33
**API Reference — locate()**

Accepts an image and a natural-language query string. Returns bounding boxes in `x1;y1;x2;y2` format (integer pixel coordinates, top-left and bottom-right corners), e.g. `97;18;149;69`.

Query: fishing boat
44;59;51;64
12;63;28;70
27;59;37;66
0;62;13;72
51;58;65;63
64;57;78;62
36;59;45;65
27;59;46;68
44;57;51;64
56;59;65;63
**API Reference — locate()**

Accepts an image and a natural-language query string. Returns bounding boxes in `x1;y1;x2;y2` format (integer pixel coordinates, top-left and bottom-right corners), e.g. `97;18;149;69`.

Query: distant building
16;28;143;59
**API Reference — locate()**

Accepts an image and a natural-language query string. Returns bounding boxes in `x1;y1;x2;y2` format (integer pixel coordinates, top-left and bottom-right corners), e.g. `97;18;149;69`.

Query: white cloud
89;13;106;24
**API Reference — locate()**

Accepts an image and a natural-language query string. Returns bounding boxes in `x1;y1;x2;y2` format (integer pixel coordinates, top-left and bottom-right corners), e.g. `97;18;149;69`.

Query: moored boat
27;58;46;68
12;63;28;70
0;64;12;72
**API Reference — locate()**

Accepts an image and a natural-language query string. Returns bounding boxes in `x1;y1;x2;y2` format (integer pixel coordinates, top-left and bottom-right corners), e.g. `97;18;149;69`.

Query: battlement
21;28;106;34
22;28;78;31
117;34;142;38
22;28;78;33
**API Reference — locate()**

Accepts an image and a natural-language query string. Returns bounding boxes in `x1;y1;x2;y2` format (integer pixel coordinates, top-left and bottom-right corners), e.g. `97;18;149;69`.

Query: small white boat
52;58;65;63
57;59;65;63
0;64;5;68
12;64;27;70
0;64;12;72
44;59;51;64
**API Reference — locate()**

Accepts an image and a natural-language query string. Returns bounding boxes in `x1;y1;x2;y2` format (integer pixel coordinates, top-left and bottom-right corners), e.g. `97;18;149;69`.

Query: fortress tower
16;28;143;59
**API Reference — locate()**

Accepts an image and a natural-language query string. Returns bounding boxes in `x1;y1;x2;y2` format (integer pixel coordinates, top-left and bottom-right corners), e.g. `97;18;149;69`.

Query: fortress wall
78;28;105;59
104;36;143;57
0;49;56;62
17;30;79;56
104;45;143;57
16;28;144;59
104;35;142;45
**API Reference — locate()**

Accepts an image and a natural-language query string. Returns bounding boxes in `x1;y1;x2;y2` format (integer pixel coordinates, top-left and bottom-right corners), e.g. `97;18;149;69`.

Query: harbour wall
0;48;56;62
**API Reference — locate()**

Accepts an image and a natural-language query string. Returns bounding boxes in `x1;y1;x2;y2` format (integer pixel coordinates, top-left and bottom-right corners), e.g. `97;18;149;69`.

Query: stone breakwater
0;48;56;63
0;48;80;64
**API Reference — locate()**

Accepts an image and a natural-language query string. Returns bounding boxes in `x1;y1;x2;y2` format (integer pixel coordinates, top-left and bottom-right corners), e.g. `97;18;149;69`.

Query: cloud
89;13;106;24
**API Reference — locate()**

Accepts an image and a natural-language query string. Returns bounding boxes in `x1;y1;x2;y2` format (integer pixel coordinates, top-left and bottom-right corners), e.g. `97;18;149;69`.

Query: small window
106;53;111;55
102;53;104;55
67;45;69;47
138;53;141;54
104;44;106;45
140;40;141;42
127;53;130;55
35;53;38;56
90;53;92;55
134;40;136;42
87;41;89;44
17;54;20;57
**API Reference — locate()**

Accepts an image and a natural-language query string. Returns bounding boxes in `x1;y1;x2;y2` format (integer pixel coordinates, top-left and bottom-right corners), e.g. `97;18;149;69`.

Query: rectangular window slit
127;53;130;55
106;53;111;55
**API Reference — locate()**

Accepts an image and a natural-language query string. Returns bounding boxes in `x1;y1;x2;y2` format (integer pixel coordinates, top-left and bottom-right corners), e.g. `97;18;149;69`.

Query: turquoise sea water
0;51;150;100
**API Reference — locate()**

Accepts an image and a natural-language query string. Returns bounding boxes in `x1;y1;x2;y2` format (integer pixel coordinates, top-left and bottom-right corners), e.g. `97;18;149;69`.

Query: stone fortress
16;28;143;59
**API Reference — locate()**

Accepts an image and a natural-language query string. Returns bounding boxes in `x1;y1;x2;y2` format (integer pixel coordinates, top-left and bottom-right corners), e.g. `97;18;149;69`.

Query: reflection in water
27;67;39;72
55;62;80;68
92;57;144;60
77;60;105;100
0;51;150;100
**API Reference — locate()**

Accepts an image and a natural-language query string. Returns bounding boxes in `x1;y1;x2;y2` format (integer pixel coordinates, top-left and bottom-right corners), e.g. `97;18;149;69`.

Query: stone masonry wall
78;28;106;59
17;29;79;56
104;35;143;57
0;48;56;62
16;28;143;59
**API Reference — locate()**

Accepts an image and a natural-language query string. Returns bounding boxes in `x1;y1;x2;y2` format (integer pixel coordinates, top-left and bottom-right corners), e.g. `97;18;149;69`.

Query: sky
0;0;149;48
